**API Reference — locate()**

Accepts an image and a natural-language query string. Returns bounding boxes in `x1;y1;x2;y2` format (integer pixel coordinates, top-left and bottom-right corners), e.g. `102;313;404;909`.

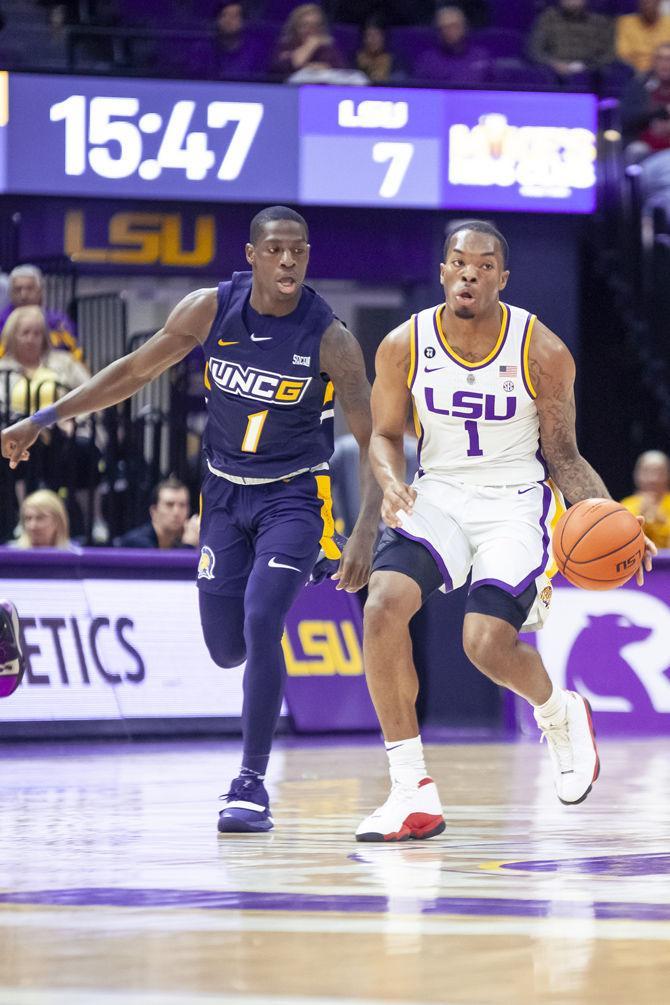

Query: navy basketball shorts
196;469;339;596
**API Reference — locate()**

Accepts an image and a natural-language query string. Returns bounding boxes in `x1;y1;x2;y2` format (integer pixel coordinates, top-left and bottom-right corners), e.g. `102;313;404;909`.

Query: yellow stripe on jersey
545;478;566;579
411;399;422;438
407;314;417;389
435;302;509;369
323;380;334;404
315;474;342;559
523;315;538;399
0;72;8;128
204;361;211;391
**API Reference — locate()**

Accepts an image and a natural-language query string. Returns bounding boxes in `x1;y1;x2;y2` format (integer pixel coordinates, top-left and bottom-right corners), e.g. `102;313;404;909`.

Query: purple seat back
473;27;524;59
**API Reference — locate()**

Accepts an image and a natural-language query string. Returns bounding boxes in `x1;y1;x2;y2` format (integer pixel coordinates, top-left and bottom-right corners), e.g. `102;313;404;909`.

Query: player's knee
203;634;246;669
462;618;509;679
364;584;415;639
243;605;283;647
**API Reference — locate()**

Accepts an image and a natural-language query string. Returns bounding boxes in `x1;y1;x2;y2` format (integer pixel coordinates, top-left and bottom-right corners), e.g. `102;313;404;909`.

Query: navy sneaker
217;775;274;834
0;600;24;699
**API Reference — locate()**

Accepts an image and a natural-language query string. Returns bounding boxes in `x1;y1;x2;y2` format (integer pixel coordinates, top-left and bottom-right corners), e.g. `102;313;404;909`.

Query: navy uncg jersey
202;272;335;479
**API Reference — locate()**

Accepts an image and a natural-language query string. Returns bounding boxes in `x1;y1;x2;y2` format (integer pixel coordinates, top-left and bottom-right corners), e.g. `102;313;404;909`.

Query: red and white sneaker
534;690;600;805
355;777;446;842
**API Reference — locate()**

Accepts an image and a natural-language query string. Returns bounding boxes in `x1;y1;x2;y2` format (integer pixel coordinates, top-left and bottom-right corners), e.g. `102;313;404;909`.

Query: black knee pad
371;528;443;603
465;582;537;632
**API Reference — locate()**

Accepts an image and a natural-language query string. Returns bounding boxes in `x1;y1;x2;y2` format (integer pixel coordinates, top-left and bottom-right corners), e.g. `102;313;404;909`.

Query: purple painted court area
500;853;670;877
0;888;668;921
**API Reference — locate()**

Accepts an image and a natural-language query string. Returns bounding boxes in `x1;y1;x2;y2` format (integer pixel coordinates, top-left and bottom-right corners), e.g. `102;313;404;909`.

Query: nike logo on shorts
250;333;273;342
517;486;535;495
268;556;301;572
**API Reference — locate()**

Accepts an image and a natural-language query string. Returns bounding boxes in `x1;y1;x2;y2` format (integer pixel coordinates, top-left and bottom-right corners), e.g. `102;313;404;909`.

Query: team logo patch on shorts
540;584;552;609
198;546;216;580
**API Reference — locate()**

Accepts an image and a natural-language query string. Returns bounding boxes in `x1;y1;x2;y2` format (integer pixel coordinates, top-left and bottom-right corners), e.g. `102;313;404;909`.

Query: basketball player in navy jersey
1;206;381;834
356;221;656;842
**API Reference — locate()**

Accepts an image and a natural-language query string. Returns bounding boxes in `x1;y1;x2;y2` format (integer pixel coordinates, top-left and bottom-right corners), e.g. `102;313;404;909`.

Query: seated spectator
621;42;670;159
528;0;614;86
0;306;88;419
0;265;80;360
412;6;489;85
617;0;670;75
117;476;199;549
176;2;267;81
620;449;670;548
272;3;347;81
356;18;397;83
13;489;73;550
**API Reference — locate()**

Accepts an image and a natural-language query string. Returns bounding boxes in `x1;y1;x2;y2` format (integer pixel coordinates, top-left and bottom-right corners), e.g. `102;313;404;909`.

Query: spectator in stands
617;0;670;75
272;3;348;81
0;306;88;419
355;17;397;83
13;489;73;550
413;5;489;85
528;0;614;85
207;2;264;79
118;476;200;549
621;42;670;158
620;449;670;548
0;265;80;360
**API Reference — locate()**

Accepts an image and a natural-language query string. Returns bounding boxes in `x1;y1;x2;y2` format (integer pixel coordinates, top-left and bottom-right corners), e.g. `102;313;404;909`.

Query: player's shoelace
219;777;265;804
538;719;573;773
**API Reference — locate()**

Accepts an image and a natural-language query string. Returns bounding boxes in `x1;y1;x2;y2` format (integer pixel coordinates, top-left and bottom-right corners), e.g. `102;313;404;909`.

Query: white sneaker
534;690;600;805
355;777;446;842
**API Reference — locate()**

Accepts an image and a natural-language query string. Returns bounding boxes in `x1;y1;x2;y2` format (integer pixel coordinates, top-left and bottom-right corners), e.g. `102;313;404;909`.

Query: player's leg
465;484;599;805
356;530;449;842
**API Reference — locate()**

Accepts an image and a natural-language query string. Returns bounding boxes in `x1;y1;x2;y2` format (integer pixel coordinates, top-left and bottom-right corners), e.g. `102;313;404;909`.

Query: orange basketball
551;498;645;590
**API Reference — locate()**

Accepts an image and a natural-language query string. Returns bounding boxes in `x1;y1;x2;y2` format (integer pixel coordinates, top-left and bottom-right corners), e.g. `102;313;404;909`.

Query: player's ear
499;269;510;291
245;242;254;266
439;262;446;284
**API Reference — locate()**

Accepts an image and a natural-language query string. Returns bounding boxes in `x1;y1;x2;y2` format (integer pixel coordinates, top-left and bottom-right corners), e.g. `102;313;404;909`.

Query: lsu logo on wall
64;210;216;267
282;619;363;676
209;359;311;405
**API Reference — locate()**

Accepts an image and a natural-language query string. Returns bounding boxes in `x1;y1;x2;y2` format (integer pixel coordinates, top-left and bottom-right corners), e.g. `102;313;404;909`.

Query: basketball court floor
0;735;668;1005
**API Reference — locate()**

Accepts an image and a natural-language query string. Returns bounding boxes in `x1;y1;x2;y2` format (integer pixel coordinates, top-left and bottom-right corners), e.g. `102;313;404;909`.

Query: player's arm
370;322;417;529
531;320;655;582
1;288;218;470
320;319;381;592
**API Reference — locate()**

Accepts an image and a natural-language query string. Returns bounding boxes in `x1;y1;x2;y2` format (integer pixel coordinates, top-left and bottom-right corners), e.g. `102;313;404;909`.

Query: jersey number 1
464;420;483;457
241;410;268;453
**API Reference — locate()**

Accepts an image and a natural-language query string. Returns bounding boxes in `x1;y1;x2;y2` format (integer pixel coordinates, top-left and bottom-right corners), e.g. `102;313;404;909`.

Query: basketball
552;498;645;590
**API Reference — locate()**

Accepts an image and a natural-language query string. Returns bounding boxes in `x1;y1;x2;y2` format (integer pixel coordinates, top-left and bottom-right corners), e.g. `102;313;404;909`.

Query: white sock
534;685;568;724
385;735;427;787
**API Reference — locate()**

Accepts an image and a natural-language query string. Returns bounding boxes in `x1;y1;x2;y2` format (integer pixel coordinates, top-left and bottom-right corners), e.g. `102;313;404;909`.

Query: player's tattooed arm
320;319;382;592
370;322;417;529
531;321;610;504
1;288;218;469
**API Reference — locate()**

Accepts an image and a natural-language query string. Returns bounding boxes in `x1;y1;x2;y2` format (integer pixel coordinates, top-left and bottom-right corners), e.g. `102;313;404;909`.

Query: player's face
151;488;190;535
14;319;47;366
11;277;42;307
22;505;58;547
245;221;310;302
440;231;509;320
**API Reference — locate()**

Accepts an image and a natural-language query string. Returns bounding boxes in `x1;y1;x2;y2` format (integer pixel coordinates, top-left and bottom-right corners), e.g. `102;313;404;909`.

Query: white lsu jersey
408;301;546;486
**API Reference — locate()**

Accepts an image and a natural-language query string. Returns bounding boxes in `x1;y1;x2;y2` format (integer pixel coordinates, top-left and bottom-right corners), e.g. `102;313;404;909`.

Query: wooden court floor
0;735;668;1005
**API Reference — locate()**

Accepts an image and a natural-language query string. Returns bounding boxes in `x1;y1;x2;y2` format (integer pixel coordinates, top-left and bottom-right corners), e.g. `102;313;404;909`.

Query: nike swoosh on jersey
250;334;273;342
218;339;239;346
517;486;535;494
424;366;446;373
268;556;301;572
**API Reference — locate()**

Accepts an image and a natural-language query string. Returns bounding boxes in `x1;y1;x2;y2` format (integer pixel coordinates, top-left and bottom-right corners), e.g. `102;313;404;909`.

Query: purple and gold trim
520;313;538;399
434;302;510;371
407;314;419;390
396;526;453;592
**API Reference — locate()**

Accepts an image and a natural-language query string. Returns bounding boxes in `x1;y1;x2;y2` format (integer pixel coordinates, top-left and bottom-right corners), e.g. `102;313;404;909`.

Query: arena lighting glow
2;73;597;213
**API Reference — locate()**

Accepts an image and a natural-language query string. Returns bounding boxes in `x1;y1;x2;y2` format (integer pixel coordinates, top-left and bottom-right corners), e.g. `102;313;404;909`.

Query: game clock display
3;73;597;213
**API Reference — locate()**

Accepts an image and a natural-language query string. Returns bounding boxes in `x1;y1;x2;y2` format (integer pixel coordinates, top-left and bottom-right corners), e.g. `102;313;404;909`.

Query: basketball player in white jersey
356;221;655;842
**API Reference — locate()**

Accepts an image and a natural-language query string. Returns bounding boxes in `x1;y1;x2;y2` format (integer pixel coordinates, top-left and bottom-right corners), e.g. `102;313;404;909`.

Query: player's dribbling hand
381;480;417;529
634;515;657;586
1;418;40;469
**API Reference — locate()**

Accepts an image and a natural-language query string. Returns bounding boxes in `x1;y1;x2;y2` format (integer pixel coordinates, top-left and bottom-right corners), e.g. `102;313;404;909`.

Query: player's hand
1;418;40;469
331;526;376;593
181;514;200;548
635;515;657;586
381;480;417;529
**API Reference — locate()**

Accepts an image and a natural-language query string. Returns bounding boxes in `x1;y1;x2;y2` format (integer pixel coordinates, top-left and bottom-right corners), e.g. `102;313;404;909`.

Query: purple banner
282;578;378;732
516;562;670;736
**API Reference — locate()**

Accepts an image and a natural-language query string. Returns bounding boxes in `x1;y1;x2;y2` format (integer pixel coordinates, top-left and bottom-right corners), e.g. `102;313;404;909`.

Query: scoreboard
1;72;597;213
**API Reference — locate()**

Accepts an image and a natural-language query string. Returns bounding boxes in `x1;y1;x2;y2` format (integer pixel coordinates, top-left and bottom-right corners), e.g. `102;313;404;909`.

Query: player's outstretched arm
370;322;417;529
1;288;218;470
532;320;655;583
320;319;381;592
